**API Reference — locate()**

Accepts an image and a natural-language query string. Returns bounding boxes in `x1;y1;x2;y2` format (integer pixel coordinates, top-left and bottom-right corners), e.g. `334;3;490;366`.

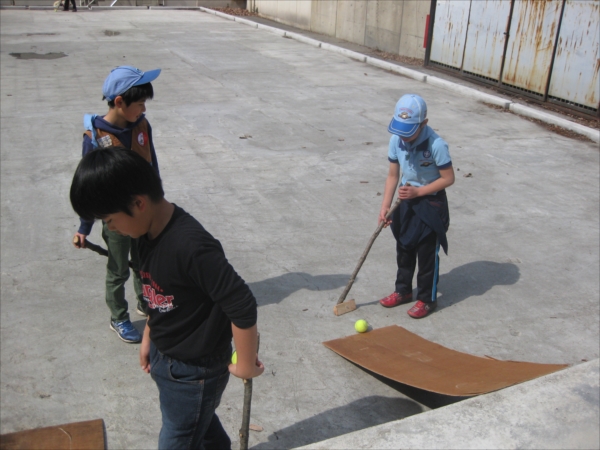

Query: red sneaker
407;300;436;318
379;292;413;308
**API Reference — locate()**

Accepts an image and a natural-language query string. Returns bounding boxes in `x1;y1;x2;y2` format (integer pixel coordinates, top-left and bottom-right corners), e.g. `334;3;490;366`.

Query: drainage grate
500;82;544;99
463;70;499;84
548;96;598;114
429;60;461;72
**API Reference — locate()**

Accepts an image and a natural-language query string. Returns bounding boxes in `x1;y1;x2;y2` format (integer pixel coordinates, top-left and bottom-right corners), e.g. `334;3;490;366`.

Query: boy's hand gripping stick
72;235;134;269
334;196;403;316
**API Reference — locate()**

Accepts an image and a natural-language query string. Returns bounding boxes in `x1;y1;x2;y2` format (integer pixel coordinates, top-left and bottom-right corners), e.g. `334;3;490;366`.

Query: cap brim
134;68;161;87
388;118;419;137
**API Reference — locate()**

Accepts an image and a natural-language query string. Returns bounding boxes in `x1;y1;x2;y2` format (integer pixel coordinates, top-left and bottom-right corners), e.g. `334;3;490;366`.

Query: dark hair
70;146;164;220
105;82;154;108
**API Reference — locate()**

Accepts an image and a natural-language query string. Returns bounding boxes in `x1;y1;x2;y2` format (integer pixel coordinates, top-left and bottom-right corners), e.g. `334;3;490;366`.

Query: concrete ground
301;359;600;449
1;9;598;450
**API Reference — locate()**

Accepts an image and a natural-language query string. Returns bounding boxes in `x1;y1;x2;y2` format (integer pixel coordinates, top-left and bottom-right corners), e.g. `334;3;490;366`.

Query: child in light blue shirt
378;94;455;319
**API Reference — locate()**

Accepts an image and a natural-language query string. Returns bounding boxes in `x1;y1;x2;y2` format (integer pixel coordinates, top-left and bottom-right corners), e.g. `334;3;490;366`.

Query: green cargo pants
102;223;144;322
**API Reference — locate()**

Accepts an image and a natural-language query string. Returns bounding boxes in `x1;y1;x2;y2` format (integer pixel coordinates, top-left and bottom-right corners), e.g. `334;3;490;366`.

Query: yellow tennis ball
355;319;369;333
231;351;237;364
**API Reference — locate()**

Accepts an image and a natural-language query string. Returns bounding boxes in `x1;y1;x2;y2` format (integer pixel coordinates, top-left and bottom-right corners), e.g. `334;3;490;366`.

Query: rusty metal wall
461;0;512;80
428;0;599;115
501;0;563;95
548;0;599;110
429;0;470;69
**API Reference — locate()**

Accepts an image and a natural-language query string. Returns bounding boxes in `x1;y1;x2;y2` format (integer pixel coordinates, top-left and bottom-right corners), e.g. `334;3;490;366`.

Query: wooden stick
239;333;260;450
239;380;253;450
336;196;402;306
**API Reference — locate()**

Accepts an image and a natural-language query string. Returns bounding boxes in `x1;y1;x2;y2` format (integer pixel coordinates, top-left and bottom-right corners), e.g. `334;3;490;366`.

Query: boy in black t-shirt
70;146;264;449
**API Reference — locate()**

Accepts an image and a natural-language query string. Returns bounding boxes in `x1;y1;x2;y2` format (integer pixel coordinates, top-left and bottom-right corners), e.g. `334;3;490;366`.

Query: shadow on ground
132;319;147;333
249;272;349;307
357;260;520;311
252;395;422;449
436;260;520;311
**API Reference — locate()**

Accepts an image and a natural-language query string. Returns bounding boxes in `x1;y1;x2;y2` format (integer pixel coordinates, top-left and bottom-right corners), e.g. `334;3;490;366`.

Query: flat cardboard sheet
0;419;105;450
323;325;568;396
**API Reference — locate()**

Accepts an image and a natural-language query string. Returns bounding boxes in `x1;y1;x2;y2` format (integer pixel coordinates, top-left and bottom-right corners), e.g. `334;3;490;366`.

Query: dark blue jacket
393;189;449;255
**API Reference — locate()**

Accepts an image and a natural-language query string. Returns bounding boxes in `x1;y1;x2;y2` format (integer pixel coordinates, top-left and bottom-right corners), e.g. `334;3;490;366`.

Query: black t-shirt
137;204;257;361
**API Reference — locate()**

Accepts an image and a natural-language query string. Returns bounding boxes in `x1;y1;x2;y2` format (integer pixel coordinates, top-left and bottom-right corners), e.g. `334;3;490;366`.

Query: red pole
423;14;430;48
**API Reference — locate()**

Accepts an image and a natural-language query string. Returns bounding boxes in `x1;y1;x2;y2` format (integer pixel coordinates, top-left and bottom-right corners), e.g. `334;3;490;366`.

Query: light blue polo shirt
388;125;452;188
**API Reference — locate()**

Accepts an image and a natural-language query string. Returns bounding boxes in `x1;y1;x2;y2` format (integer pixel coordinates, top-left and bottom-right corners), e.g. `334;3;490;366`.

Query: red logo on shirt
143;284;176;313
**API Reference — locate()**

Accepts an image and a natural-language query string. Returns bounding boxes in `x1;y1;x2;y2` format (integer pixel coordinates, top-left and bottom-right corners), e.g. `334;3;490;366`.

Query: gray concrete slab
300;359;600;449
1;9;598;450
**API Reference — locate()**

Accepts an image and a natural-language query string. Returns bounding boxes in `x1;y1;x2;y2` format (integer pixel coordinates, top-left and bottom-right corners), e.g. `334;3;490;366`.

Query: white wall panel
430;0;470;69
548;0;599;109
502;0;562;94
462;0;511;80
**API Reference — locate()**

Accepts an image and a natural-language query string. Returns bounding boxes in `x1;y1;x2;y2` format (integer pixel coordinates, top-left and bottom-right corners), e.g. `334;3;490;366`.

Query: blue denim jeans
150;342;232;450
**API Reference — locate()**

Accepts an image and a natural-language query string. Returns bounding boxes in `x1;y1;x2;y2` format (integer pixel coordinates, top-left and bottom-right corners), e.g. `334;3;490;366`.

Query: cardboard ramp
0;419;105;450
323;326;568;396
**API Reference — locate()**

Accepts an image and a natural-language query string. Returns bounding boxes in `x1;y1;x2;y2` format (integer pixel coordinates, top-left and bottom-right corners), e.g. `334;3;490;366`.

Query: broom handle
336;196;402;305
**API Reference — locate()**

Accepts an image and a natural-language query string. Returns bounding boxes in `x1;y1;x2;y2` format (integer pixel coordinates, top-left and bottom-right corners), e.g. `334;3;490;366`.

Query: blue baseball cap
388;94;427;138
102;65;161;101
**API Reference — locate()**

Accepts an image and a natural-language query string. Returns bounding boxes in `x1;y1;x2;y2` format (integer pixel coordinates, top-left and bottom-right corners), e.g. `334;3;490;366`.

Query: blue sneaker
110;319;142;343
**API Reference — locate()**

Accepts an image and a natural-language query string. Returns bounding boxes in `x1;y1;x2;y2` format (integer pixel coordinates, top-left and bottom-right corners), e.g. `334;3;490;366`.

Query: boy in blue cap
70;147;264;449
72;66;161;342
378;94;455;318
